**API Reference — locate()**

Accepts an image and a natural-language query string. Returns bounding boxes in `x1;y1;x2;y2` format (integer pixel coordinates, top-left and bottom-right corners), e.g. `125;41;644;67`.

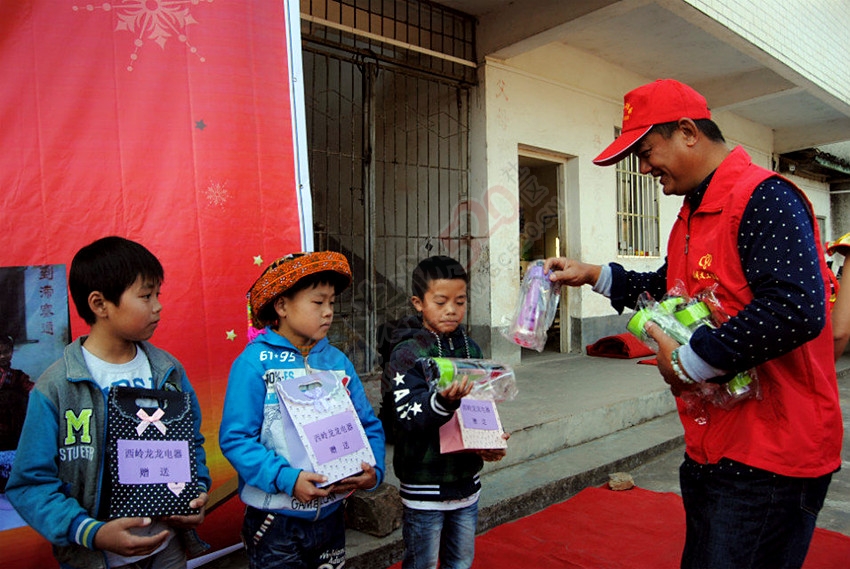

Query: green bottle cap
727;372;752;396
674;301;712;328
627;309;653;338
658;297;685;314
432;357;455;388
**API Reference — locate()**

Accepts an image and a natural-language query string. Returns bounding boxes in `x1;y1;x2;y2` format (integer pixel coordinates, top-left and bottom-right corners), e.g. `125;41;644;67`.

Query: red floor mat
388;486;850;568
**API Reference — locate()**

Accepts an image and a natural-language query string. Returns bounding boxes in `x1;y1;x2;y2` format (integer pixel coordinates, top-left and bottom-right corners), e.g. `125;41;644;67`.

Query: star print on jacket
390;357;459;431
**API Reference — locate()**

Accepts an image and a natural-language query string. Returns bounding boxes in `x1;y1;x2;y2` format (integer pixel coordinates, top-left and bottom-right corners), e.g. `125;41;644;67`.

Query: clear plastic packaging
421;357;518;402
626;294;691;350
627;294;708;423
626;282;761;418
670;297;760;410
502;261;561;352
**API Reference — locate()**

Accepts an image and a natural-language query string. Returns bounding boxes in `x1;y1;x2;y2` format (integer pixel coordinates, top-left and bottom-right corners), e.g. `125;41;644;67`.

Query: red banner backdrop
0;1;307;565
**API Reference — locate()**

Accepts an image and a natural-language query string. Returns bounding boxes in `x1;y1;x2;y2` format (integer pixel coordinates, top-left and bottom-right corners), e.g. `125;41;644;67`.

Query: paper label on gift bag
302;410;366;465
117;439;191;484
459;400;500;431
440;397;507;453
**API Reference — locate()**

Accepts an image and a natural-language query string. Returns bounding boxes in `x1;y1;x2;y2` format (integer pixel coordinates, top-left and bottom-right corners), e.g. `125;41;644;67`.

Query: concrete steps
346;353;684;568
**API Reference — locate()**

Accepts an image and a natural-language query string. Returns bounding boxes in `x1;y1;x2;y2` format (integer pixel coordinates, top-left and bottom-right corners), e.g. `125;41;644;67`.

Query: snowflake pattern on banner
71;0;214;71
205;179;231;207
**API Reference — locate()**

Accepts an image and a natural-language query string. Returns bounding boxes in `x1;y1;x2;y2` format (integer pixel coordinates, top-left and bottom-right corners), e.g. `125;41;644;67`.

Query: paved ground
631;367;850;538
194;354;850;569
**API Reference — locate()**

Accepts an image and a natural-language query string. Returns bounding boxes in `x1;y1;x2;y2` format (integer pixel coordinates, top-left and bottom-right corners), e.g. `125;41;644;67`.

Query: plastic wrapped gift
502;260;561;352
625;283;760;417
421;357;518;402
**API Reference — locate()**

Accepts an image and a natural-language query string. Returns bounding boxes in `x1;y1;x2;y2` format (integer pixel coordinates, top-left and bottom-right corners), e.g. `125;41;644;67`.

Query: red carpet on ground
388;486;850;568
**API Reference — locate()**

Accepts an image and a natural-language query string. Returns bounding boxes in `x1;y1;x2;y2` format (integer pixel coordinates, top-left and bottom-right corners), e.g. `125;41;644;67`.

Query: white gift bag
275;371;376;486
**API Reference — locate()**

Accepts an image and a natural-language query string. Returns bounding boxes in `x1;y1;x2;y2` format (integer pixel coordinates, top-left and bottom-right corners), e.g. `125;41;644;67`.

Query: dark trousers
242;505;345;569
679;454;832;569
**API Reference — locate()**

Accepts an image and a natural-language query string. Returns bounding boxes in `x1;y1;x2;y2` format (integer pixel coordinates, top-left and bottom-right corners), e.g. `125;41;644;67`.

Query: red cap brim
593;125;653;166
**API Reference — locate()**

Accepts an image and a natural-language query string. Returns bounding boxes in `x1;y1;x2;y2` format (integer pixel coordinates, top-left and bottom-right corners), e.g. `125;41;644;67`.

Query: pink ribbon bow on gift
136;408;167;436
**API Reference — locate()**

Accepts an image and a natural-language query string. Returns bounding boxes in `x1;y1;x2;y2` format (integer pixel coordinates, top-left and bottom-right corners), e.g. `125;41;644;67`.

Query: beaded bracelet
670;348;695;384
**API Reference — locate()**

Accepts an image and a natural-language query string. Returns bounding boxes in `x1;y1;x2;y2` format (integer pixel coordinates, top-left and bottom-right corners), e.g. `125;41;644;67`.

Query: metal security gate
301;0;476;374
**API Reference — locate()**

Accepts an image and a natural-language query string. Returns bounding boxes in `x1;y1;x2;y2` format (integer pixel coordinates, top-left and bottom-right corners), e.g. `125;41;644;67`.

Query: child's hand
440;377;473;402
476;431;510;462
93;517;170;557
165;491;208;529
293;471;331;503
326;462;378;495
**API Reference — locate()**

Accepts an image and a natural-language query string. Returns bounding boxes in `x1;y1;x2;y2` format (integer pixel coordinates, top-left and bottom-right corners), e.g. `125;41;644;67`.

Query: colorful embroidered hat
593;79;712;166
247;252;352;328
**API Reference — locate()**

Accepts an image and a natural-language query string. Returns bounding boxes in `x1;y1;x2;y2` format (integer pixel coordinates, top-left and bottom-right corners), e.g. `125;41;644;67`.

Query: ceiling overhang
434;0;850;155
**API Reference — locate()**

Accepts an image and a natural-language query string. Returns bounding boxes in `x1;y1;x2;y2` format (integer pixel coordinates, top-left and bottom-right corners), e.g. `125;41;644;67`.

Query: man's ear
411;296;424;313
678;118;699;145
88;291;108;319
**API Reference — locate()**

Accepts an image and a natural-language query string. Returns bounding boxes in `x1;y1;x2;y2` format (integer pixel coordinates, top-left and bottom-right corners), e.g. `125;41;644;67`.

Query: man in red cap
545;79;842;569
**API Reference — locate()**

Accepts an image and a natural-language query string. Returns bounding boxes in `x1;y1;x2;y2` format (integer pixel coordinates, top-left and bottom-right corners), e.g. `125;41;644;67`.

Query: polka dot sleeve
689;178;826;372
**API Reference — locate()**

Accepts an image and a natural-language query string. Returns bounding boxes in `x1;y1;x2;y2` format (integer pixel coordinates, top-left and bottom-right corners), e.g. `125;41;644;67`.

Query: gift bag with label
275;371;376;487
439;397;508;453
106;387;202;518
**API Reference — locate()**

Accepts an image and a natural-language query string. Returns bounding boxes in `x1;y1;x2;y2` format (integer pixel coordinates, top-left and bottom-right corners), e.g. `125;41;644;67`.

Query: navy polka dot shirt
609;176;825;377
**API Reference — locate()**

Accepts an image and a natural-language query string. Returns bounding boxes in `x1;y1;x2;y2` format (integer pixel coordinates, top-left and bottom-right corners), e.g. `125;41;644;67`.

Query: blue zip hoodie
219;328;386;520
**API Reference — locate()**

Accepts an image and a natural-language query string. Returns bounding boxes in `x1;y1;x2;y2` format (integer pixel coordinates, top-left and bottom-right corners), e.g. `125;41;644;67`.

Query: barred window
615;129;660;257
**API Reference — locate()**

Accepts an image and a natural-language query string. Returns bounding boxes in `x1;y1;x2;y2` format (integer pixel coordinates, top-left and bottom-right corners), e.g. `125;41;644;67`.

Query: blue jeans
679;454;833;569
402;502;478;569
241;505;345;569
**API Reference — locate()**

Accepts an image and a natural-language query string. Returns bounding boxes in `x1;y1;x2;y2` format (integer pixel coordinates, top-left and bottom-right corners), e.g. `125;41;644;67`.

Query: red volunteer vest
666;146;842;477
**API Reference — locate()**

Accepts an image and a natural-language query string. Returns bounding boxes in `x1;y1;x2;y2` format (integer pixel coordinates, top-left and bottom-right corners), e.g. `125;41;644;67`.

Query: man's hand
93;517;170;558
165;491;208;529
644;321;695;396
543;258;602;287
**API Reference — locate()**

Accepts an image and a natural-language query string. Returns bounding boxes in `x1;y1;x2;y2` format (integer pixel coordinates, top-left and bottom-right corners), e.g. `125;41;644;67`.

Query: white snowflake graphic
72;0;213;72
205;180;230;207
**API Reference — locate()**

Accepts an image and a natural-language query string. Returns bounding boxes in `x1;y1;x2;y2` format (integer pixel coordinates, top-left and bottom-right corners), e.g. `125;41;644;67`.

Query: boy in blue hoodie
6;236;210;569
219;252;385;569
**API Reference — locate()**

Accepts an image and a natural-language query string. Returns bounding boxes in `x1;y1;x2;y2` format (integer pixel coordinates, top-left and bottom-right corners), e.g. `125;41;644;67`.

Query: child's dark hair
255;271;349;327
69;236;164;325
411;256;468;299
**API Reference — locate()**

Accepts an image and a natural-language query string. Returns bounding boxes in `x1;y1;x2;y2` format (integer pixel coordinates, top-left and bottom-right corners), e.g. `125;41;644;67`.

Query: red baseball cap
593;79;711;166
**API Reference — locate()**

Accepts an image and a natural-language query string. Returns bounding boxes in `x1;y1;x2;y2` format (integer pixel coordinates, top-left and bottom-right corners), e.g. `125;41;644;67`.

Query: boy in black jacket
387;256;506;569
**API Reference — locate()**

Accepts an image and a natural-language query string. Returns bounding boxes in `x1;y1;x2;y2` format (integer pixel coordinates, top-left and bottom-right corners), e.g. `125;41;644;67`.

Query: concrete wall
472;40;835;362
686;0;850;109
